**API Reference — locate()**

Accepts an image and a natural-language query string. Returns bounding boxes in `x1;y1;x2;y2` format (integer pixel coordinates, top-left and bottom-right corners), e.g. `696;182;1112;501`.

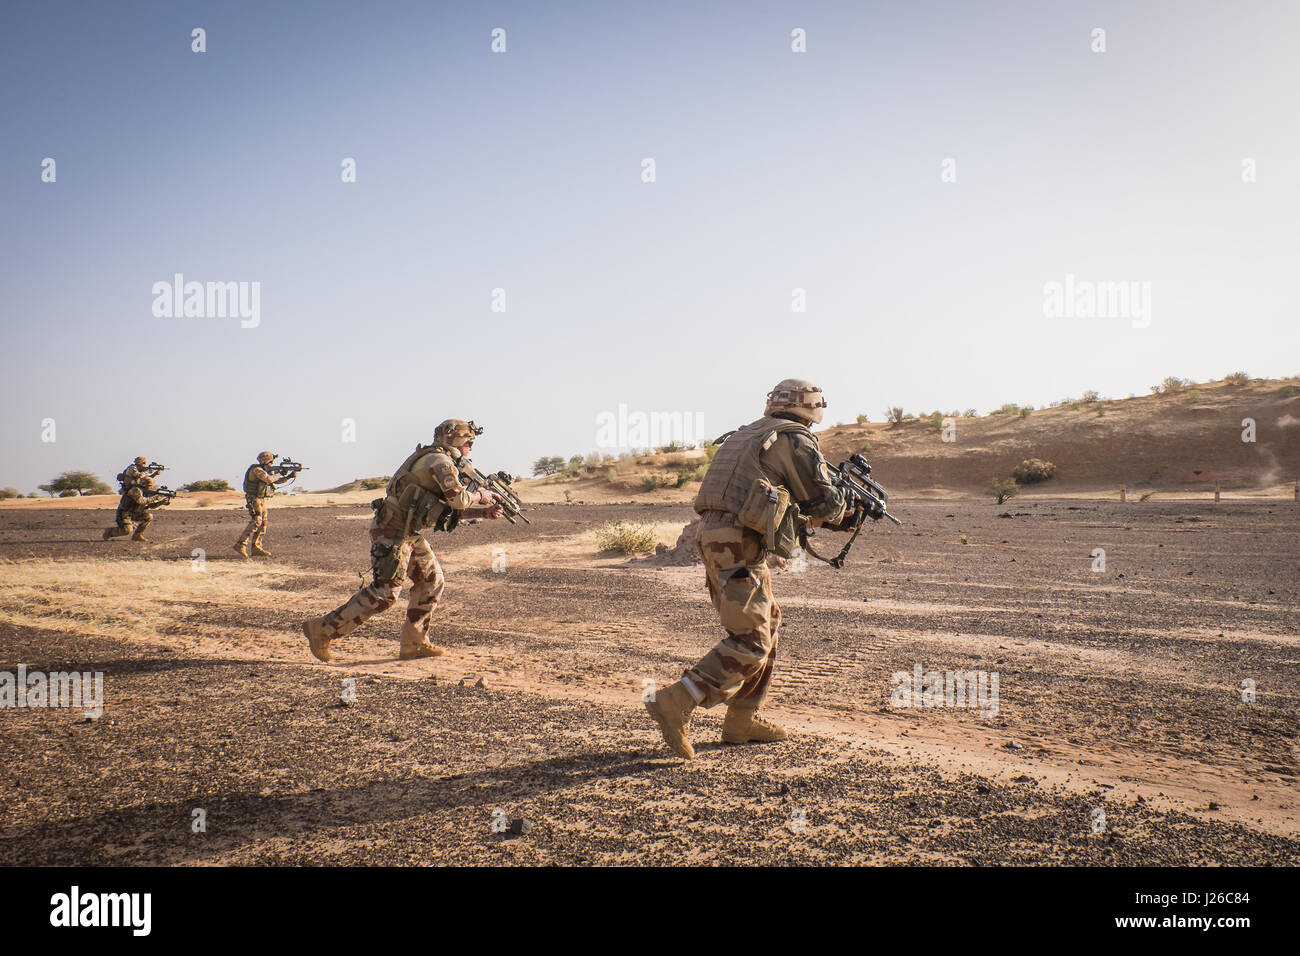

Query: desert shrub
182;478;232;492
931;411;945;431
1184;389;1203;401
360;477;390;490
642;475;665;492
656;440;685;454
595;520;658;555
1156;376;1187;394
989;479;1019;505
1278;384;1297;397
1018;406;1032;418
857;441;872;455
196;498;212;508
58;489;78;497
702;443;720;463
1224;371;1249;385
991;403;1022;416
585;451;603;467
674;466;703;488
567;455;585;471
885;406;905;424
1012;458;1056;483
1081;389;1100;402
532;456;565;477
963;408;977;418
1096;406;1106;417
1138;492;1154;502
856;413;869;424
0;487;19;499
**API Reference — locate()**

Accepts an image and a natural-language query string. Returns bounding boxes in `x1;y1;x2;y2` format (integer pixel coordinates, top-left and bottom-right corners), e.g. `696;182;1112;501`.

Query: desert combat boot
644;680;697;759
398;621;444;660
301;617;333;663
251;544;272;557
721;705;789;745
234;541;249;558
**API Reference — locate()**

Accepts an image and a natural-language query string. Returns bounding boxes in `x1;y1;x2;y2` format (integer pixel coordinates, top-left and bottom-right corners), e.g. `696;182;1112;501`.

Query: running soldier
235;451;296;558
300;420;503;662
101;476;172;543
644;379;848;758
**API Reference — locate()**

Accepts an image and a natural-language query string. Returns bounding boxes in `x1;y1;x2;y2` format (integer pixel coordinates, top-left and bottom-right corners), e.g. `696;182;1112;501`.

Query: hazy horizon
4;0;1298;492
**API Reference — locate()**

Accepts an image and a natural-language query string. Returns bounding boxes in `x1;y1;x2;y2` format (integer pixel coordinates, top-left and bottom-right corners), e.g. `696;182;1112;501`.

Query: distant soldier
644;379;848;759
301;419;503;662
116;457;152;494
235;451;296;558
102;476;172;543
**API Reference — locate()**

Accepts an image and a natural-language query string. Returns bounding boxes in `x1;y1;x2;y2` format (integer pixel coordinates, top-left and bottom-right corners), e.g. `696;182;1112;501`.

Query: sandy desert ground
1;493;1297;865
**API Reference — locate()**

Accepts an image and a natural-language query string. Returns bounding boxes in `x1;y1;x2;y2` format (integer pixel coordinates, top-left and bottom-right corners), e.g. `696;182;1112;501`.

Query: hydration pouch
737;477;791;554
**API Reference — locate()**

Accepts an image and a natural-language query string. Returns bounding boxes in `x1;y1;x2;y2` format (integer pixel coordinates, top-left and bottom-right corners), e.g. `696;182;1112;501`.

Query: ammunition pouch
737;477;795;557
380;482;456;537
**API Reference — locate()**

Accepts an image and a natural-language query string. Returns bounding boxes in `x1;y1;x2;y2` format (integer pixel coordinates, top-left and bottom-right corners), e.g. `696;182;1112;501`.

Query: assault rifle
143;461;166;478
464;468;530;525
265;456;308;483
800;453;900;568
149;486;179;504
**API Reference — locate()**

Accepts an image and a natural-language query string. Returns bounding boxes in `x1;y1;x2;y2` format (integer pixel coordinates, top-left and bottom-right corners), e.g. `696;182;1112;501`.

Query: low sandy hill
816;378;1299;495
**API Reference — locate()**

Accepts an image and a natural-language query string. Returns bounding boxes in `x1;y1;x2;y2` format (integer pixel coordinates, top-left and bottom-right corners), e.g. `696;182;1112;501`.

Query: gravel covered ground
1;497;1297;864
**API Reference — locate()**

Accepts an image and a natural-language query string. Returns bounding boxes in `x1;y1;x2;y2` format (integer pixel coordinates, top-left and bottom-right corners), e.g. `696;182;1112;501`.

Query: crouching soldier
644;379;848;759
300;419;503;662
235;451;295;558
102;476;172;543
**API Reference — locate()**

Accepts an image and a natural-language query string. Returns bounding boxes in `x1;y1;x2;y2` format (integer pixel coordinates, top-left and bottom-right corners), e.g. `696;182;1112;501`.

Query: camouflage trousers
104;506;151;538
683;513;783;710
317;523;446;641
237;498;268;547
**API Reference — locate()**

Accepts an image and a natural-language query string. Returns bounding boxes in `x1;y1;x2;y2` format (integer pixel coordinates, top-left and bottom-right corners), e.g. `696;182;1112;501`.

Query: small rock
1004;740;1023;751
474;677;487;690
506;817;533;836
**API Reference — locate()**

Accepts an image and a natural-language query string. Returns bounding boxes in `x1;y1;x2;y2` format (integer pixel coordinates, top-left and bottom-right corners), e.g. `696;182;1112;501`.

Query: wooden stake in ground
1120;484;1127;502
1214;482;1221;503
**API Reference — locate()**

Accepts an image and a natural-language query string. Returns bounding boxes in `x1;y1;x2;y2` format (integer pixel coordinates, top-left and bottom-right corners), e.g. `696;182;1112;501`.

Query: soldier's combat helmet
257;451;275;464
434;419;483;446
134;456;148;466
764;378;828;424
140;477;156;491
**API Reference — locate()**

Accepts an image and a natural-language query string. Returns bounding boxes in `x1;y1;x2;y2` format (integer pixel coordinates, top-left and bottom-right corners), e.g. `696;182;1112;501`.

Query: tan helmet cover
434;419;481;446
257;451;275;464
140;477;156;491
134;456;148;466
764;378;827;424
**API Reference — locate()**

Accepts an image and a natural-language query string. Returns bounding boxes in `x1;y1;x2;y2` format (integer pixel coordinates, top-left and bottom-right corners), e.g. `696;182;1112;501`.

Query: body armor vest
693;416;812;516
244;464;275;498
378;443;460;535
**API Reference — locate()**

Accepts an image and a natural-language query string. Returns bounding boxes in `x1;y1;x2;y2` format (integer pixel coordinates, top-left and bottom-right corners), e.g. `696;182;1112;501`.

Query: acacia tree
44;471;113;495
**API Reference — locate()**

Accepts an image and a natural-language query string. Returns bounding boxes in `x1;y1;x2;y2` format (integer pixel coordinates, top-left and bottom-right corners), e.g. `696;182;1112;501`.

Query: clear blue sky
3;0;1297;491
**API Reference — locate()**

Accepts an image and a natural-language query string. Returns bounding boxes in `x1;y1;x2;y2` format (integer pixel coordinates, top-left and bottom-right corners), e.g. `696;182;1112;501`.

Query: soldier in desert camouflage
117;456;151;491
101;476;172;543
235;451;296;558
300;419;503;662
644;379;848;759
